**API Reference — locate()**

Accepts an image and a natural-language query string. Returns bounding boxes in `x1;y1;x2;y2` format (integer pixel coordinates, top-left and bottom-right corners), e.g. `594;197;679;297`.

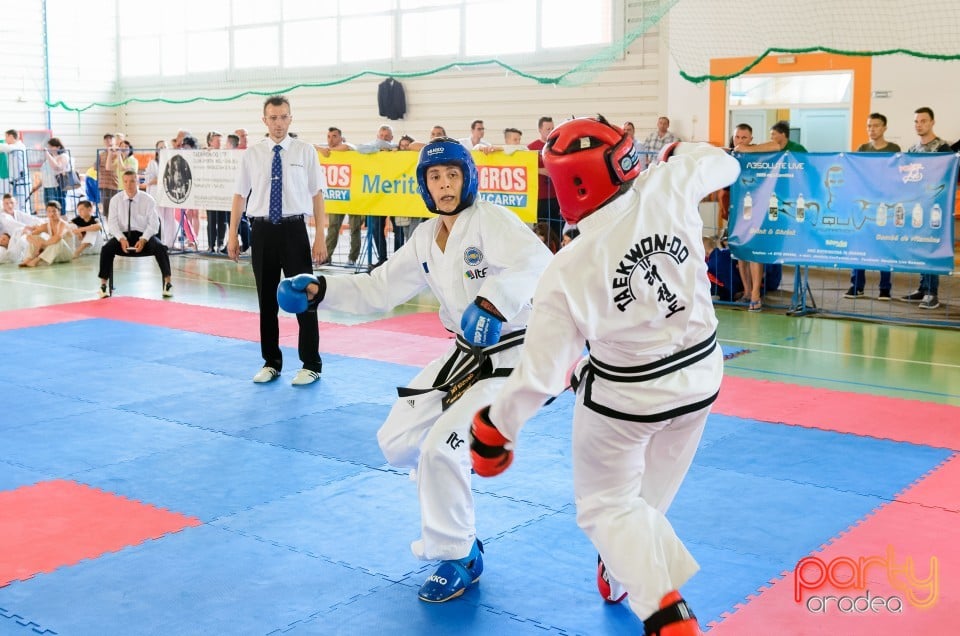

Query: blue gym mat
0;319;951;635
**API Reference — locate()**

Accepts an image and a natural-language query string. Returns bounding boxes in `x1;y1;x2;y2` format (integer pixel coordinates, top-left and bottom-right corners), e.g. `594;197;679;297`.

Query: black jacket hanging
378;77;407;120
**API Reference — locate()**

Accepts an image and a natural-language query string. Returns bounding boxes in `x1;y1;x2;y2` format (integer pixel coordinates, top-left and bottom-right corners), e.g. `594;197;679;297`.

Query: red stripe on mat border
3;299;959;449
706;453;960;635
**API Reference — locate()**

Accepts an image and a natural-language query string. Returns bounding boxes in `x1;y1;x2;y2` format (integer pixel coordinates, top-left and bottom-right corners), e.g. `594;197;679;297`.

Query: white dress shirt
233;135;326;218
106;191;160;240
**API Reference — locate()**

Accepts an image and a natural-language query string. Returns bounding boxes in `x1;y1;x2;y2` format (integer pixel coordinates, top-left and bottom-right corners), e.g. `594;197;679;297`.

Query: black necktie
127;199;132;235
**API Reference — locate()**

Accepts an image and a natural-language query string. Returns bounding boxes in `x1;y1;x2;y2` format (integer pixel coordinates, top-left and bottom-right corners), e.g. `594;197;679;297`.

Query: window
117;0;614;77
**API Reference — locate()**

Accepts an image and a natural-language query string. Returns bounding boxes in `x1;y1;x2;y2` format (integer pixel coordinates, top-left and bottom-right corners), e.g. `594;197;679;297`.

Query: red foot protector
0;479;201;586
707;454;960;635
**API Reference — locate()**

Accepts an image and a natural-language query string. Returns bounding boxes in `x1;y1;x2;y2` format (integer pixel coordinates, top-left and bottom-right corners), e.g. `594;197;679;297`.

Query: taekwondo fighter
277;137;552;603
469;115;740;636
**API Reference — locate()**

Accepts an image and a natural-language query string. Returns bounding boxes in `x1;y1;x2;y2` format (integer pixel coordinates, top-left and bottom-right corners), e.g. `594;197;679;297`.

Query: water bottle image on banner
876;202;888;227
911;203;923;228
743;192;753;220
795;193;805;222
894;203;905;228
767;192;778;222
930;203;942;229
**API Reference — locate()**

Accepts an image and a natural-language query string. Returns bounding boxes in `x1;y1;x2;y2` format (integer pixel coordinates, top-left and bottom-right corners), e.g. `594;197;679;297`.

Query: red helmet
542;115;642;224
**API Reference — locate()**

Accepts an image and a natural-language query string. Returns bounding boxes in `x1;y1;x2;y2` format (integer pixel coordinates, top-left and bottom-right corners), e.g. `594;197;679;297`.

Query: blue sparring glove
277;273;326;314
460;296;504;347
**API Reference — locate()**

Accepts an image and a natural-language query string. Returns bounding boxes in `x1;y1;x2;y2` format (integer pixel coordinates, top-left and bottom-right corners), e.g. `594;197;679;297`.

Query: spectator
205;131;229;253
901;107;951;310
478;127;526;155
69;200;103;258
20;201;75;267
233;128;248;149
640;116;679;158
110;139;139;188
356;125;395;265
320;127;362;265
97;134;121;219
42;137;72;213
846;113;901;300
0;129;28;209
225;133;251;252
145;140;178;249
527;116;563;239
97;170;173;299
177;135;200;248
735;121;807;311
534;221;561;253
561;227;580;247
458;120;489;151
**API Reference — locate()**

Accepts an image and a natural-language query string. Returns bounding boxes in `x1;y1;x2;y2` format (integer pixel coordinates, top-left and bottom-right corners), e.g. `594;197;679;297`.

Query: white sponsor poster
155;149;242;210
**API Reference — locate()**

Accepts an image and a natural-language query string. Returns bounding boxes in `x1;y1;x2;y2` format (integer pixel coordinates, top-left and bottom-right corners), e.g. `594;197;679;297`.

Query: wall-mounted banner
155;149;242;211
729;151;958;274
320;150;539;222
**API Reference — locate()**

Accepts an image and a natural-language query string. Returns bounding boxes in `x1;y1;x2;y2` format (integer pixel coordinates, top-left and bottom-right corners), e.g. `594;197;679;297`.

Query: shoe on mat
597;555;628;603
253;366;280;383
291;368;320;386
418;540;484;603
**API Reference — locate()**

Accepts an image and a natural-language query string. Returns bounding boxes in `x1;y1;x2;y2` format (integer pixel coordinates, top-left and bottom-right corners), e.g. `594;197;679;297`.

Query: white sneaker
291;368;320;386
162;281;173;298
97;283;110;299
252;366;280;383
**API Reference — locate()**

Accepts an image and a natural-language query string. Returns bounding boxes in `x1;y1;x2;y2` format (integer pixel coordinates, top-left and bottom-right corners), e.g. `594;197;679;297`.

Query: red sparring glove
657;141;681;164
470;406;513;477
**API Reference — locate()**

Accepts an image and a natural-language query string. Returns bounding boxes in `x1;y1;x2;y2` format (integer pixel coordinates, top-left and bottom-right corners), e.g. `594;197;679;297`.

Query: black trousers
250;216;321;373
98;231;171;280
206;210;230;249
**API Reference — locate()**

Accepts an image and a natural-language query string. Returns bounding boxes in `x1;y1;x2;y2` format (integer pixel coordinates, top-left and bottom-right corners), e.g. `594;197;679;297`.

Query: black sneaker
162;281;173;298
901;290;926;302
878;289;891;300
843;287;864;299
919;295;940;310
98;283;110;299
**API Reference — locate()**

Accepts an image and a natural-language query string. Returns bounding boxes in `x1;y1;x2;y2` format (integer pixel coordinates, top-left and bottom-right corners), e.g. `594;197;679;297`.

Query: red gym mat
714;376;960;451
707;453;960;635
0;480;201;587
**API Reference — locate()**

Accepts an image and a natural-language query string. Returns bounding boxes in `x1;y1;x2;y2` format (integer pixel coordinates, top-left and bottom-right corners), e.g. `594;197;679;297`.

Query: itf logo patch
464;246;483;266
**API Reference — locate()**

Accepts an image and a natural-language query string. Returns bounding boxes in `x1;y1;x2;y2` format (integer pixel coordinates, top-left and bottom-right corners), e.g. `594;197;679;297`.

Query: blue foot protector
417;539;484;603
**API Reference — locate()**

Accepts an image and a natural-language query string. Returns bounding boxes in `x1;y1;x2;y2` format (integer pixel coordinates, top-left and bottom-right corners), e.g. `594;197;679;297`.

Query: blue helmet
416;137;479;215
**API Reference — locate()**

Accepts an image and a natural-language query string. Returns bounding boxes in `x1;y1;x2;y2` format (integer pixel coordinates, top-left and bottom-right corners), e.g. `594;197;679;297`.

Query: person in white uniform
20;201;76;267
277;137;552;603
469;116;740;636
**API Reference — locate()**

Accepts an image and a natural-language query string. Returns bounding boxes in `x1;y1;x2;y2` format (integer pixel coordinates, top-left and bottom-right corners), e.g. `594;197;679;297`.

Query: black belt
251;215;304;225
396;329;526;409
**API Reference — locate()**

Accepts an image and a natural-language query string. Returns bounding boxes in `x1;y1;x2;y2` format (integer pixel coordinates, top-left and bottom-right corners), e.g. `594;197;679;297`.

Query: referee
227;94;328;386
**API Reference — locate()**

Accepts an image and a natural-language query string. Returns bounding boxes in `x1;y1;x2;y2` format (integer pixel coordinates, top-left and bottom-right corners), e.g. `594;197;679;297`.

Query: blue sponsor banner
729;152;958;274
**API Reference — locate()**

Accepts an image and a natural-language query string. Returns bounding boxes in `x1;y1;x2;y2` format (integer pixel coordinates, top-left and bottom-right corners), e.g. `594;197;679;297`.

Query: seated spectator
69;200;103;258
561;227;580;247
97;170;173;299
20;201;75;267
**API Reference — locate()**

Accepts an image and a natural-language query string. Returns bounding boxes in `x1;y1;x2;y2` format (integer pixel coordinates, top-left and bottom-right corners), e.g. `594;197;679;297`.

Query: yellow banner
319;150;539;222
